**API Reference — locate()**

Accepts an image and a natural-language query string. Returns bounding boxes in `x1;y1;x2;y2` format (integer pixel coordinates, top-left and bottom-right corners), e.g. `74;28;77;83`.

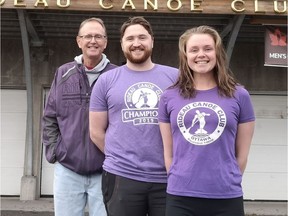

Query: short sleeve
237;87;255;123
158;91;170;123
89;75;108;112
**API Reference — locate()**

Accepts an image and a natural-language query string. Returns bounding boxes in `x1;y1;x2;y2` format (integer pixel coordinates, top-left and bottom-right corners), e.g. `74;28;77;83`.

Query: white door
41;88;54;195
1;89;27;195
242;95;287;200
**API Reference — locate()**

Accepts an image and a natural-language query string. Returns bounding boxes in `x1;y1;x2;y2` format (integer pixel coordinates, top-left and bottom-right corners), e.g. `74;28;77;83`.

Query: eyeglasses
78;34;107;41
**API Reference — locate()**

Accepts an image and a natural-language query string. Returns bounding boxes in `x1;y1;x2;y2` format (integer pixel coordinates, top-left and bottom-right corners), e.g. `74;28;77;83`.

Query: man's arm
89;111;108;153
42;79;60;163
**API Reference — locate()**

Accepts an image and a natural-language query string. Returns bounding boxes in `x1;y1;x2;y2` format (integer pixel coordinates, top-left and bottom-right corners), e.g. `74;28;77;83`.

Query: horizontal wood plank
1;0;287;15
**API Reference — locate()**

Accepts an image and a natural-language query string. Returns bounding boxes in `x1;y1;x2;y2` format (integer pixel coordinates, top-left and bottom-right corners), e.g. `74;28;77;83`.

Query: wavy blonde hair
174;25;237;98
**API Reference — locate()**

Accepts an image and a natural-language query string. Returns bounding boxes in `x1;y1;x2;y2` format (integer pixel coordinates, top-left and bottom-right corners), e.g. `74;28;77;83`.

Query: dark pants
102;171;167;216
166;194;244;216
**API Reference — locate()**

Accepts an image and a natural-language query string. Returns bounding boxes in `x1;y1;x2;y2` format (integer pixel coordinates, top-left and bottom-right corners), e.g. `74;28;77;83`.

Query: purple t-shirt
158;86;255;198
90;64;178;183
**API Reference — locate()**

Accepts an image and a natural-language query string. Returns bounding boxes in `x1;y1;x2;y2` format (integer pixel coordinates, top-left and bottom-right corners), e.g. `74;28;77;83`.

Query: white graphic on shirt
187;110;210;134
133;90;152;108
122;82;162;125
177;102;226;145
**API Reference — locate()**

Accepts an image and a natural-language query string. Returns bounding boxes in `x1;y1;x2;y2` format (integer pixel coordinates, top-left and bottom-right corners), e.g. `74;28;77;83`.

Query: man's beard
124;47;152;64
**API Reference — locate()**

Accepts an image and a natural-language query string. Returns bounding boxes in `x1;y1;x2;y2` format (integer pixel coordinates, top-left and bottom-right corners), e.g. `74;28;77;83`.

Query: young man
42;18;117;216
89;16;178;216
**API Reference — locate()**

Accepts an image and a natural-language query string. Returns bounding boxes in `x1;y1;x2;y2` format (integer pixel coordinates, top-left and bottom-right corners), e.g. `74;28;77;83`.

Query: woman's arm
159;122;173;173
235;121;255;174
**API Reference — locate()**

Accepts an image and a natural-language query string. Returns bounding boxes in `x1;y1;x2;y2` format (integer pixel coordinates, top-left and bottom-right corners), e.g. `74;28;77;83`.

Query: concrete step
1;197;287;216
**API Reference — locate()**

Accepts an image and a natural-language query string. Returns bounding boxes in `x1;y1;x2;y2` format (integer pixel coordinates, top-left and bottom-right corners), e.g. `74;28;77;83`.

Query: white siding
1;89;27;195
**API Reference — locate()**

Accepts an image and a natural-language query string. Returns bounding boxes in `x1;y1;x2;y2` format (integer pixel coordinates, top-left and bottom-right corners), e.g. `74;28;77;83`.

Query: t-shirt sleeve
89;75;108;112
238;87;255;123
158;91;170;123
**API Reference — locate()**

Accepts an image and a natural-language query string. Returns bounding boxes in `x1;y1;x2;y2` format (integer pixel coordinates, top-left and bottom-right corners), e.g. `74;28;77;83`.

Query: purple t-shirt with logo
90;64;178;183
158;86;255;198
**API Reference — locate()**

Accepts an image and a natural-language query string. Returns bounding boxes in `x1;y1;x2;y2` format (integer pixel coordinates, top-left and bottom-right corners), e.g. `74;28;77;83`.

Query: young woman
158;25;255;216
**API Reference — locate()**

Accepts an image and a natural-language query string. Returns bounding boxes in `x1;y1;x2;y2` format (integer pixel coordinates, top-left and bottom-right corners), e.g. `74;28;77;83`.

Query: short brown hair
120;16;154;40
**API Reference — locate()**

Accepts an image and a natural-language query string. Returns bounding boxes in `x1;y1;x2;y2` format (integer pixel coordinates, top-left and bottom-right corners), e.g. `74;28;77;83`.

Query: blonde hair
175;25;237;98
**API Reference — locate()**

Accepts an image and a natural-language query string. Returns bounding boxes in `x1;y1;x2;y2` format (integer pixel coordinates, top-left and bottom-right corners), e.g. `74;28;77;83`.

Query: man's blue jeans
54;163;106;216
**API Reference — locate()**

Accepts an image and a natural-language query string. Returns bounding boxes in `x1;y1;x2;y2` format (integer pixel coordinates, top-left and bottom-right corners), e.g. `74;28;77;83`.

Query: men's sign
0;0;287;15
265;26;287;67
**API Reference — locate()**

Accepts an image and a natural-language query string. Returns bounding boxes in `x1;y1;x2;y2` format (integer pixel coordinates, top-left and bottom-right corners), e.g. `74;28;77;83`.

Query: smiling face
121;24;154;64
76;20;107;65
186;33;216;76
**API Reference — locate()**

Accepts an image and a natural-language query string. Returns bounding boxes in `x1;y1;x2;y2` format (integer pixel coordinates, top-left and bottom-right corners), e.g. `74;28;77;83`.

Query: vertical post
226;15;245;65
17;9;36;200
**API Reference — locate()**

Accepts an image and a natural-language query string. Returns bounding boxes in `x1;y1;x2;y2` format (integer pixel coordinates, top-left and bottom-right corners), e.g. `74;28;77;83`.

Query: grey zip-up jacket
42;59;117;175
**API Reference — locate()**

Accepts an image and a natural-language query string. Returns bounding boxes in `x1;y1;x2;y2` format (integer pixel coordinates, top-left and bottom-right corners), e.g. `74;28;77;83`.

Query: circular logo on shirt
177;102;226;145
122;82;163;125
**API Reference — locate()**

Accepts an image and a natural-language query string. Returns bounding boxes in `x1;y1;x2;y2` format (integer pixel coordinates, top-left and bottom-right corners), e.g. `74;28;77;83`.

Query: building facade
1;0;287;200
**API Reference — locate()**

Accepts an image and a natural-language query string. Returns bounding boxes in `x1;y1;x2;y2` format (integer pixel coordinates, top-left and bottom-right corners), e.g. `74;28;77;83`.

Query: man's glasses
78;34;106;41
